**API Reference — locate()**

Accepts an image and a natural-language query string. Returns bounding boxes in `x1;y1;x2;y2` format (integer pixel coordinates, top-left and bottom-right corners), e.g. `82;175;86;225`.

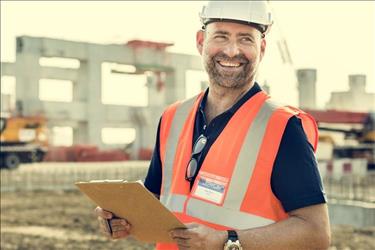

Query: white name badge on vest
192;171;229;205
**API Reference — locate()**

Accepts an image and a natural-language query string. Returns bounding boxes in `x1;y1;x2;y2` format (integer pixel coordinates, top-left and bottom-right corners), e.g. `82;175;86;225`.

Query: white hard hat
199;1;273;34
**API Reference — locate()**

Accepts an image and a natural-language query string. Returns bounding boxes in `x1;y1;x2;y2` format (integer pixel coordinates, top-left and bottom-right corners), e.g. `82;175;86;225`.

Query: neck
204;81;255;124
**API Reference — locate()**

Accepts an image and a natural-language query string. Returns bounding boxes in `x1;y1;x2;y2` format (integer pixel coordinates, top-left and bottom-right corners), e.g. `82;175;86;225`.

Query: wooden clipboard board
75;180;186;243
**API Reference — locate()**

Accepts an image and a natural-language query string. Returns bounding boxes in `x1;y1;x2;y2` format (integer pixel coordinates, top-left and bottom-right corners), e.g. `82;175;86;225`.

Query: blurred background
1;1;374;249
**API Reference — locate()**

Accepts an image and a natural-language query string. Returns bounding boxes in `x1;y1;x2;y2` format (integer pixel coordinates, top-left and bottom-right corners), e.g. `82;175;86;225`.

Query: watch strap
227;230;238;241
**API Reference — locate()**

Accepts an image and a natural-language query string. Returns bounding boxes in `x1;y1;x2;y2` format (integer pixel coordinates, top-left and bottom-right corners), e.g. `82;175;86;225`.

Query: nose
223;42;241;58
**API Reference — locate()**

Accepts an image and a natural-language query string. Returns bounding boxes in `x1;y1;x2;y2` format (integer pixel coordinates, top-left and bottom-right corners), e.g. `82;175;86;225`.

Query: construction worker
95;1;331;249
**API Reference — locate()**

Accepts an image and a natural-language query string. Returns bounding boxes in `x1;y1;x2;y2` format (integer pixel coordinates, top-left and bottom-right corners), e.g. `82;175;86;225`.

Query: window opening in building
102;62;148;107
52;126;73;146
39;57;80;69
39;78;73;102
1;76;16;112
102;127;136;145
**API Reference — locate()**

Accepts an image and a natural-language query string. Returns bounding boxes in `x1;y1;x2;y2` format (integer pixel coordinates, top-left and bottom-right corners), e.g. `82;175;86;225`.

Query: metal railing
1;162;375;203
1;162;149;192
323;173;375;203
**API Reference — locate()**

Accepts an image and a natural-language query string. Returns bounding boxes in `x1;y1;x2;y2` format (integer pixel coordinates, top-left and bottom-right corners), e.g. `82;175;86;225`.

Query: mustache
212;52;249;64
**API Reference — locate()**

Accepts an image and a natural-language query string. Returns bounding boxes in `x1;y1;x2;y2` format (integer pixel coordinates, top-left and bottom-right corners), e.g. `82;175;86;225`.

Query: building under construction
1;36;207;161
1;36;374;166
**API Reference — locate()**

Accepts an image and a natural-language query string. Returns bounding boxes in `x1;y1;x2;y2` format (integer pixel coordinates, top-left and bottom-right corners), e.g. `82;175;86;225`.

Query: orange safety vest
156;91;318;249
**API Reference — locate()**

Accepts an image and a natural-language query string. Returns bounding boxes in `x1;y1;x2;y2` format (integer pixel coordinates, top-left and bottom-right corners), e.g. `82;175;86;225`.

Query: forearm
172;204;330;250
237;215;330;250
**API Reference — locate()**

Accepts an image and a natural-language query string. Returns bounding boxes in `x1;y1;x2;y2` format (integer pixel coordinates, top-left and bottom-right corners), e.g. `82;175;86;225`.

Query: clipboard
75;180;186;243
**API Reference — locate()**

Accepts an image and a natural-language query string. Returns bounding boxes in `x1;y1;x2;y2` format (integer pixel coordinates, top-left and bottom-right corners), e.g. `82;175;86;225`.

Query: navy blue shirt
145;83;326;212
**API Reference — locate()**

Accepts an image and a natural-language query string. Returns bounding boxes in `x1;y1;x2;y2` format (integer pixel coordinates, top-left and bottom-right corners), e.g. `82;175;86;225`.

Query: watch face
225;240;242;250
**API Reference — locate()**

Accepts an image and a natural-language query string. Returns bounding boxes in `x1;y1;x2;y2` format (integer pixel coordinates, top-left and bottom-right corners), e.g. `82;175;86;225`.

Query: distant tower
348;74;366;93
326;74;374;112
296;69;317;109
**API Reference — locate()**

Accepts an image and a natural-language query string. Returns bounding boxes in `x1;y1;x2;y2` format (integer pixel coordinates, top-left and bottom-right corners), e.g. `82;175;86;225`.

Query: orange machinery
0;115;48;169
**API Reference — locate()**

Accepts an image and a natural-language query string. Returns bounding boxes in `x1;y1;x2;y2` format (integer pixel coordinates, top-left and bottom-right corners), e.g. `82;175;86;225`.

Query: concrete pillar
147;73;166;108
86;45;105;148
165;70;177;105
73;61;89;144
349;74;366;93
296;68;317;109
74;61;88;102
73;121;88;144
15;37;42;116
174;67;187;101
146;73;165;150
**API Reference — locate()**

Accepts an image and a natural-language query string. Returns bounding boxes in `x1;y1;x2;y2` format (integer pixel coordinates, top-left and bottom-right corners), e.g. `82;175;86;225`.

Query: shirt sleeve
271;116;327;212
144;117;163;196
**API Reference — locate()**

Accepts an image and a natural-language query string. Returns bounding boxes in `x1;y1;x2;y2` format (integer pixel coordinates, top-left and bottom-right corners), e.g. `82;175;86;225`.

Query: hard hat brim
202;18;268;35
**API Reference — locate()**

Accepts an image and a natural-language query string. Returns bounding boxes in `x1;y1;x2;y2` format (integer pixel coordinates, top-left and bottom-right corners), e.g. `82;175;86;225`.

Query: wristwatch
224;230;243;250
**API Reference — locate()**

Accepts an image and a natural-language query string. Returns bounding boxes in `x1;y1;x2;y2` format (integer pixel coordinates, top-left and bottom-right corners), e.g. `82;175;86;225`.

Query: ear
196;30;205;55
259;38;266;62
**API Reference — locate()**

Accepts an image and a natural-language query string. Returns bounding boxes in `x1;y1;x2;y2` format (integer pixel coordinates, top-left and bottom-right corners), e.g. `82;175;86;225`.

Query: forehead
205;21;260;36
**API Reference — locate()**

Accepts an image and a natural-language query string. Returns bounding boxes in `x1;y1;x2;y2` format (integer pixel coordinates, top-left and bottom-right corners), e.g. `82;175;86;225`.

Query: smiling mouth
216;60;245;68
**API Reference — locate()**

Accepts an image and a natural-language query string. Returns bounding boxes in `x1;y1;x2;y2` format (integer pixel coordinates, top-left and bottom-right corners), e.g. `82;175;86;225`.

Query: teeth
219;61;241;67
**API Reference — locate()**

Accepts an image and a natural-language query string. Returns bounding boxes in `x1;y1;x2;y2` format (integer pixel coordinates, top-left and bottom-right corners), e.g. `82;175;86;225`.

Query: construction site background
1;2;374;249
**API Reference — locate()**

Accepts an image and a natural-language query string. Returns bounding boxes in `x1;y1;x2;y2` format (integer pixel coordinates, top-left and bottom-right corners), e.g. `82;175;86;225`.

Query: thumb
185;222;200;229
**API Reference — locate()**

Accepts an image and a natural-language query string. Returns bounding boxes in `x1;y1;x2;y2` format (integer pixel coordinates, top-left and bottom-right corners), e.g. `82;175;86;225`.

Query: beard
204;51;257;89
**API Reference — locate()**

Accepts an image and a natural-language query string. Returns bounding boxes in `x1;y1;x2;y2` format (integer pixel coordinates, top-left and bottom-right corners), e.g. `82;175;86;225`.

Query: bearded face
199;22;265;90
203;50;256;89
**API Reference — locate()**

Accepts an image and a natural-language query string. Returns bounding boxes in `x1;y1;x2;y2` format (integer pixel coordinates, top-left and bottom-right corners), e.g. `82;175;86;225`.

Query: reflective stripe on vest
186;197;275;229
223;100;278;210
160;95;200;205
166;194;186;213
163;194;274;229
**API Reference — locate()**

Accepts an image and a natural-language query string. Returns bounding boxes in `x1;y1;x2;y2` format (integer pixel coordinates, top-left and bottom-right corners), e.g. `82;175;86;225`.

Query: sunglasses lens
187;158;198;179
193;136;207;154
186;135;207;181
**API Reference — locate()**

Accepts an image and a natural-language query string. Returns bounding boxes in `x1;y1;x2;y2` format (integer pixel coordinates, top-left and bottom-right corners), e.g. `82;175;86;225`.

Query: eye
240;37;254;43
213;35;227;41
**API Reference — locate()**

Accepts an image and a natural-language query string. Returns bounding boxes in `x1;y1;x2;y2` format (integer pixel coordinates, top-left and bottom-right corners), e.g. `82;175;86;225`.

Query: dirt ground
1;190;374;250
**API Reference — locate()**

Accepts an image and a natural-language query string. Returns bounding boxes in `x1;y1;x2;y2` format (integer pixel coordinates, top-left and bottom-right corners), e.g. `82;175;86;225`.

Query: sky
1;1;374;108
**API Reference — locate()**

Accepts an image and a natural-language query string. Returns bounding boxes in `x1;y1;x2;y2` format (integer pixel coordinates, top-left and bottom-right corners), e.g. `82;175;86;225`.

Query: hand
94;206;131;239
170;223;226;250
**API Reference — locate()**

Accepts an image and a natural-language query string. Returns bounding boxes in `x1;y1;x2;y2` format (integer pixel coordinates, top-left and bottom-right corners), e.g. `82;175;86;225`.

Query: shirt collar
199;82;262;114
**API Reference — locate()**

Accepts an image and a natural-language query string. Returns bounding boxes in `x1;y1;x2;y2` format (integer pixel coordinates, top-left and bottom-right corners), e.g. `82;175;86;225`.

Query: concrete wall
328;199;375;227
1;36;204;156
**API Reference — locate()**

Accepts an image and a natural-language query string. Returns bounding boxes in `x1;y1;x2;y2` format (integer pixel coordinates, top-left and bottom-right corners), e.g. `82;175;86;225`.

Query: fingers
94;206;113;219
169;229;192;243
110;218;131;232
98;217;131;239
185;222;199;229
95;206;131;240
112;229;130;239
98;217;112;237
170;229;191;240
174;237;191;248
110;218;131;239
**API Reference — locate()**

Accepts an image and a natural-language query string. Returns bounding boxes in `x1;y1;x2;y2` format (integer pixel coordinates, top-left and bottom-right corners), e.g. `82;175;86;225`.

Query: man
95;1;331;249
